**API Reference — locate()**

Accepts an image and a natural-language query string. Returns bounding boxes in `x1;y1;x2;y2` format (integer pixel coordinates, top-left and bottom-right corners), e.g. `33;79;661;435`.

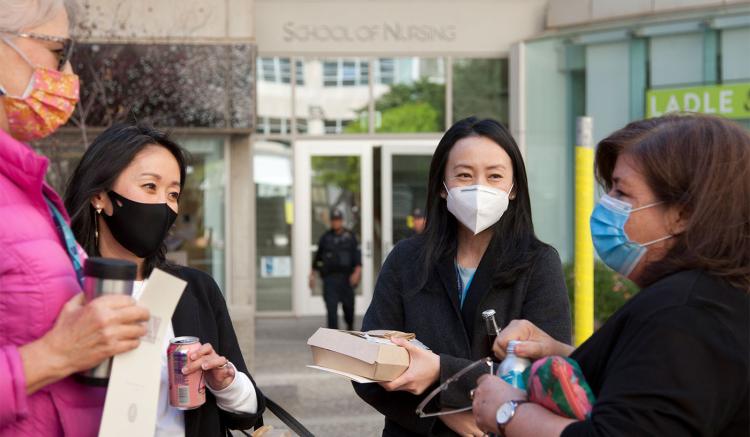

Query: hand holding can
168;337;206;409
182;342;235;391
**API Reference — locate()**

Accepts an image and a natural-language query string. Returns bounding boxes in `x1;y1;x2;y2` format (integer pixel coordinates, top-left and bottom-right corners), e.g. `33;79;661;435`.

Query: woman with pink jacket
0;1;150;435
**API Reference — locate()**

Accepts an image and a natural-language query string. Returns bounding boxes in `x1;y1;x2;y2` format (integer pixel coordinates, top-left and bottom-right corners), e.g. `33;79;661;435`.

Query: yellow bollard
574;117;594;346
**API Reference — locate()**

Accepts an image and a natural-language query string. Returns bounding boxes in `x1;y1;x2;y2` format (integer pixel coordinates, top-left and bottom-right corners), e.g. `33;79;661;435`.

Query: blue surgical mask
590;194;672;277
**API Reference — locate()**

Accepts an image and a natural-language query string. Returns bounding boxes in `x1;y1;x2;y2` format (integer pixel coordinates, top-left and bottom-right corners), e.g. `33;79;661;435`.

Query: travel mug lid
84;257;137;280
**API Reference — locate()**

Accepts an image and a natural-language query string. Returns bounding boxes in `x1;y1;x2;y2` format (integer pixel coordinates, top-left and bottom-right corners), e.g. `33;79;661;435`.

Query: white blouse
132;281;258;437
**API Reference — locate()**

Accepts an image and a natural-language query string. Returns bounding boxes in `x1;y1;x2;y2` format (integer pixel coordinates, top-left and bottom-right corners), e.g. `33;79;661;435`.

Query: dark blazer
353;237;571;436
170;266;265;437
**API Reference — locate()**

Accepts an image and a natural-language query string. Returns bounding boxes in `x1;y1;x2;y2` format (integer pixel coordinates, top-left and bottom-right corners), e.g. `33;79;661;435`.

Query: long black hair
420;116;543;288
64;121;189;277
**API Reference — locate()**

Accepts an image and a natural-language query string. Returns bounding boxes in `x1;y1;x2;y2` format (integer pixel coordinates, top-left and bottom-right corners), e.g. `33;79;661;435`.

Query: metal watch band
498;399;529;436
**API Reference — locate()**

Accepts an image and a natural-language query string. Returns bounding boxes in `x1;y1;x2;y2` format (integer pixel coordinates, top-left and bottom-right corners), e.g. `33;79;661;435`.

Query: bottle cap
507;340;522;354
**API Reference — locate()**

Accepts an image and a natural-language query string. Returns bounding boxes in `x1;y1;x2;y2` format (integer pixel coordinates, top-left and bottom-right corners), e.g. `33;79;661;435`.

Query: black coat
170;266;265;437
562;270;748;436
353;237;571;436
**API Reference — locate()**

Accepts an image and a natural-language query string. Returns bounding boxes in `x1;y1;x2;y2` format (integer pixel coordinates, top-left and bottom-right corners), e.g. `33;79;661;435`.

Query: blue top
455;262;476;309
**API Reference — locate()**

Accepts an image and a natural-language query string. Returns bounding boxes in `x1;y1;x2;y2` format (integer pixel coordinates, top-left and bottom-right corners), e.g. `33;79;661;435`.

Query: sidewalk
253;317;384;436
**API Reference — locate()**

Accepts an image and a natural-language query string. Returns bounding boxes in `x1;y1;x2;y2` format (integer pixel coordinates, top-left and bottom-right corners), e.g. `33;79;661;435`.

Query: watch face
496;402;514;425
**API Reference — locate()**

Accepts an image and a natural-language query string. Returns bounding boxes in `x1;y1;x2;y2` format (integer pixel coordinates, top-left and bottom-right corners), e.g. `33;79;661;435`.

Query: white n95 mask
444;183;512;235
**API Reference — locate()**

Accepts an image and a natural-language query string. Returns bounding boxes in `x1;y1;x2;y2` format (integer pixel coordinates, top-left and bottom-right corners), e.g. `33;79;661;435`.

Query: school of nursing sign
647;82;750;119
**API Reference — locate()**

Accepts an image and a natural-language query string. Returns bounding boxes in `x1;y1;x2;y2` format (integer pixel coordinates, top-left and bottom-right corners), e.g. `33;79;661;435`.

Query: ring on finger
218;360;230;369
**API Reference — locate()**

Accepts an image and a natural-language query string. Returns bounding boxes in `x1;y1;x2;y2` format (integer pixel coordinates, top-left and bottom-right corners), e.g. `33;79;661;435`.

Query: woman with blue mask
354;117;571;436
471;114;750;437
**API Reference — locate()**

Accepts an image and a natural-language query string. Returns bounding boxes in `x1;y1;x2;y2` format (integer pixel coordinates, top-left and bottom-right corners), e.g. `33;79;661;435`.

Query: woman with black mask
64;121;264;437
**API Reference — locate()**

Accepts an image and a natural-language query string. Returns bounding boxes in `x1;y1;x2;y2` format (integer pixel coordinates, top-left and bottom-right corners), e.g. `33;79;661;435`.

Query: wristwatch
496;399;528;436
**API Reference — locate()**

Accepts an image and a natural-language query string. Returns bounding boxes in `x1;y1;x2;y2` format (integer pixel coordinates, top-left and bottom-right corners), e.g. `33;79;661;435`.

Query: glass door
293;140;374;316
380;141;438;260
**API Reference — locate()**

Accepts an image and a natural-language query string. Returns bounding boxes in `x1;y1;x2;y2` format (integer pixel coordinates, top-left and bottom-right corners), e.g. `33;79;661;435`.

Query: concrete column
228;133;257;372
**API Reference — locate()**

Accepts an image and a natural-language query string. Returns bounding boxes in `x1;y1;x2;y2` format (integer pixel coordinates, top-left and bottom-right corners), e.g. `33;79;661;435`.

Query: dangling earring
94;205;102;244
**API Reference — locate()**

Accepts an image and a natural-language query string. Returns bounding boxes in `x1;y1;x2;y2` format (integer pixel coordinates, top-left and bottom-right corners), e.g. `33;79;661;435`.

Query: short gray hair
0;0;78;33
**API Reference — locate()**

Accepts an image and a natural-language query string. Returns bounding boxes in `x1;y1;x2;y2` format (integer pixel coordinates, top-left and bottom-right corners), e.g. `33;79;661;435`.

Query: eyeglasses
415;357;495;418
0;30;75;71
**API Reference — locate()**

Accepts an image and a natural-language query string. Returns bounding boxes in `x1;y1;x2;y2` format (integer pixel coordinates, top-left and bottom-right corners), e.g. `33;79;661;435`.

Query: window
260;57;277;82
296;118;308;134
279;58;291;84
342;60;357;86
452;58;509;125
258;57;300;85
324;119;339;134
254;141;293;311
295;60;305;85
323;61;338;86
360;60;370;84
378;58;395;84
169;137;227;292
322;59;370;87
373;57;446;133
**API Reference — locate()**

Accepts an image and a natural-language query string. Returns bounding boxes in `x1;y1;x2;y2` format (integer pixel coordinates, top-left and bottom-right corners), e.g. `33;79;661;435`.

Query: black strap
229;397;315;437
265;396;315;437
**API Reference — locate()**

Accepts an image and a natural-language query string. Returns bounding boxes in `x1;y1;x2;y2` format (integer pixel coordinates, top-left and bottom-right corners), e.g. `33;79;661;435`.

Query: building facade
40;0;750;361
40;0;259;364
521;0;750;262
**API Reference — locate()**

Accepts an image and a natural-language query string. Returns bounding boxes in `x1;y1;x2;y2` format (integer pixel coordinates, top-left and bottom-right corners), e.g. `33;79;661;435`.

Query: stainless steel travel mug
76;257;137;386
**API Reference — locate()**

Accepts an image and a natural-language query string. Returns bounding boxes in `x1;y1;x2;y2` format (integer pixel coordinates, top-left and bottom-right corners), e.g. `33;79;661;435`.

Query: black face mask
102;190;178;258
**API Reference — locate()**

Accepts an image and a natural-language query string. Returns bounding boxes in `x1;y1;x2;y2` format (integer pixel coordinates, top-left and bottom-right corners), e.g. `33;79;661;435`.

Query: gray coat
353;236;571;436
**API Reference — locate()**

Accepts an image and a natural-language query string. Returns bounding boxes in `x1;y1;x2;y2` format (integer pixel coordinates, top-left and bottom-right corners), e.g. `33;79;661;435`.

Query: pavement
253;316;384;437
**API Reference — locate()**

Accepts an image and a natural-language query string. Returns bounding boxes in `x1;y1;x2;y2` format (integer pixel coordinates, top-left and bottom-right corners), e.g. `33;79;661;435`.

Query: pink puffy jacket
0;128;104;436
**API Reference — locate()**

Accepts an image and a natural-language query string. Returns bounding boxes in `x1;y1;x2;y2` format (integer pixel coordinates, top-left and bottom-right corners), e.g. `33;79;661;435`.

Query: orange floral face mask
0;37;79;142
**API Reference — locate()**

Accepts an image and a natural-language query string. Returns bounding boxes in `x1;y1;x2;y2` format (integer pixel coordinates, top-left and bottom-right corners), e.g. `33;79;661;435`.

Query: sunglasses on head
0;29;75;71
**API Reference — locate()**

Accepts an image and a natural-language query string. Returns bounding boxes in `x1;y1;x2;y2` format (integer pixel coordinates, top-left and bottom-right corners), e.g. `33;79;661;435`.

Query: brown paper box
307;328;410;382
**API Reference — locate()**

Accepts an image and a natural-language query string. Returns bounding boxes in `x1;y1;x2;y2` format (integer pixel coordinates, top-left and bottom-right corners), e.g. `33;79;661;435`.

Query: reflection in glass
257;56;293;135
167;138;226;292
369;57;446;133
392;155;431;243
297;58;370;134
310;156;362;296
254;141;294;311
452;58;509;124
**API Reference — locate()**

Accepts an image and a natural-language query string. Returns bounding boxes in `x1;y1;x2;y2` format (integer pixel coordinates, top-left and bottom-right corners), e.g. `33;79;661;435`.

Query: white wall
548;0;750;28
255;0;548;56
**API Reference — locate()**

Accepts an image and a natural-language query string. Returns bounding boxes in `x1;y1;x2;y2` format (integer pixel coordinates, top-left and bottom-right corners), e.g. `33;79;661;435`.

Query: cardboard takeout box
307;328;411;382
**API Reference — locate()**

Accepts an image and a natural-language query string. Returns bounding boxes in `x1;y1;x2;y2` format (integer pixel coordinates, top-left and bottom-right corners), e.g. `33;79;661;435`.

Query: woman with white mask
354;117;571;437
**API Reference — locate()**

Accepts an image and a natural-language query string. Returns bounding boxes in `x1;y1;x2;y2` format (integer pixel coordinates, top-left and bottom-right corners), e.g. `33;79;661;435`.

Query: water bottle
496;340;531;390
76;257;137;386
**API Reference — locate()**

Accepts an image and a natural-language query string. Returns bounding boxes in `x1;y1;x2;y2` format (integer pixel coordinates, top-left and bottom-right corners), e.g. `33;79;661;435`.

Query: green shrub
563;262;640;327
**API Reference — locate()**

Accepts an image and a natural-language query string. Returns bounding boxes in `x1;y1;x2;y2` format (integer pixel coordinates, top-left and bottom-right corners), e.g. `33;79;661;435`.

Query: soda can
168;336;206;410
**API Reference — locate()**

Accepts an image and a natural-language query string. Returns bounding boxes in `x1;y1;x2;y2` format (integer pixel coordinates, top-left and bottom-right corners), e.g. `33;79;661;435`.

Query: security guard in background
410;207;427;236
309;209;362;330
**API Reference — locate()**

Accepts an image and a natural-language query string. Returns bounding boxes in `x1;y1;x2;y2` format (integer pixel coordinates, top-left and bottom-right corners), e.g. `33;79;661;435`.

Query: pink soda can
168;336;206;410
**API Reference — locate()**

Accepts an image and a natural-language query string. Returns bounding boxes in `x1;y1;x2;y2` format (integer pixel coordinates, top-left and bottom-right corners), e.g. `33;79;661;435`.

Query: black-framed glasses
415;357;494;418
0;30;75;71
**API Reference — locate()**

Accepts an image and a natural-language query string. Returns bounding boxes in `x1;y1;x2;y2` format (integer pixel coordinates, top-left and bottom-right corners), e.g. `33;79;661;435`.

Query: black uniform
313;228;362;330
